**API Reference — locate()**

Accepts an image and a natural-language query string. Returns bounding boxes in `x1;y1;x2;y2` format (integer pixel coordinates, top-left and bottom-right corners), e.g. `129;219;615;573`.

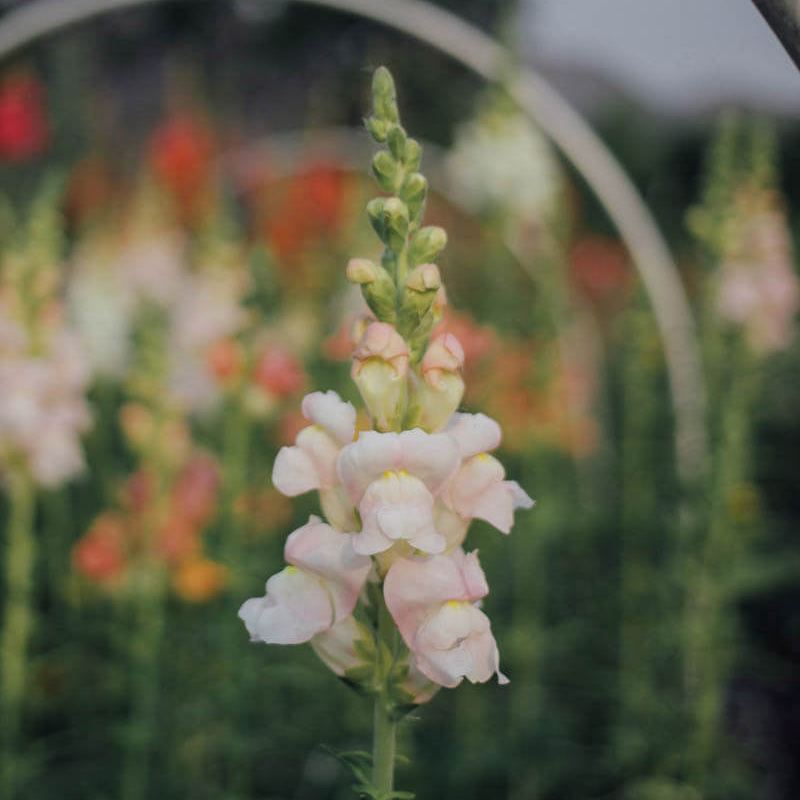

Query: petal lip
301;390;356;445
272;445;320;496
445;412;502;459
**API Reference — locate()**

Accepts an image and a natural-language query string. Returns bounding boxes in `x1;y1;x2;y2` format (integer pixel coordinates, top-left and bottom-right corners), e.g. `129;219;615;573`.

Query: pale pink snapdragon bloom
0;326;91;487
429;412;534;552
384;549;508;688
272;390;358;531
716;207;799;354
238;516;371;644
351;321;409;432
337;428;459;556
407;332;465;433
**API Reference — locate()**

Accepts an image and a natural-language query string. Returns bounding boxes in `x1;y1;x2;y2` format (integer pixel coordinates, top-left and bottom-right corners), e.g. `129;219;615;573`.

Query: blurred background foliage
0;1;799;799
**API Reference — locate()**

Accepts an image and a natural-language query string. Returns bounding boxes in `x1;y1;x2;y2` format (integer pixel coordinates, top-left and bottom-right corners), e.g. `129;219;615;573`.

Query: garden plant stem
372;599;397;795
0;472;36;800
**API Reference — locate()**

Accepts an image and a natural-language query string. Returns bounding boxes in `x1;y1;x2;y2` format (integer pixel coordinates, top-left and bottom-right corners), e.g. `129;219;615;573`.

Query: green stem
120;570;166;800
372;598;397;795
0;471;36;800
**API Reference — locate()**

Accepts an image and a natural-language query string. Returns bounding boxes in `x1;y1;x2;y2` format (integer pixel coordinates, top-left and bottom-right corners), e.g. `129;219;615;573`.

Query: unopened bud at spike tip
409;226;447;266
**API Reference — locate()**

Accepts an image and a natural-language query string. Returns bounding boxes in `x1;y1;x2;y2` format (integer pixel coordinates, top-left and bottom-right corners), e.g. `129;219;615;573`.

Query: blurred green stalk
220;397;252;799
0;471;36;800
684;337;758;789
120;568;167;800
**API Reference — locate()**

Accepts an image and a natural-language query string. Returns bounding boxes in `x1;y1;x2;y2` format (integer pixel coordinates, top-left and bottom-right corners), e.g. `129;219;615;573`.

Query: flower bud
403;137;421;172
387;125;407;161
351;322;409;432
407;333;465;431
401;171;427;224
346;259;397;324
382;197;409;253
372;66;399;123
365;115;388;143
409;225;447;266
405;262;440;293
372;150;398;193
398;263;440;340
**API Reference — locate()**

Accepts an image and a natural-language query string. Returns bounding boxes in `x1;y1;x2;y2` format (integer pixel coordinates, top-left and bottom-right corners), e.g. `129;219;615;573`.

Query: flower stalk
0;469;35;800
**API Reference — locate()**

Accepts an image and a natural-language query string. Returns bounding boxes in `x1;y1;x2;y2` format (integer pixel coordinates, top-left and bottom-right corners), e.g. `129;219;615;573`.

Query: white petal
445;412;502;459
295;425;341;489
272;445;320;496
301;390;356;444
358;472;444;556
284;518;371;621
398;429;460;494
240;566;333;645
337;430;402;503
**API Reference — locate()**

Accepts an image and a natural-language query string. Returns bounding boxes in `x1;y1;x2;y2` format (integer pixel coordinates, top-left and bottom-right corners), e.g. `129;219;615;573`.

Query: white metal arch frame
0;0;708;483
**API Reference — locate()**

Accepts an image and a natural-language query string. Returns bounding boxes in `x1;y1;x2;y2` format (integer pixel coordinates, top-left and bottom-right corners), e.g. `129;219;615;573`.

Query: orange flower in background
0;71;48;161
172;558;227;603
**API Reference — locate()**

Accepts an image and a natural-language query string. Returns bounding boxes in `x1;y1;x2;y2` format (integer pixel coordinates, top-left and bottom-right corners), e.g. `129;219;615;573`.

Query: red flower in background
148;113;215;214
72;513;127;585
266;164;348;262
0;71;49;161
253;345;306;398
570;235;632;311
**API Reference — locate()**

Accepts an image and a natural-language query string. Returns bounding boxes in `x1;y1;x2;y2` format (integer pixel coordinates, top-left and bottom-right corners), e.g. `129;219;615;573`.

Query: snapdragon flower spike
239;516;370;644
337;428;459;555
384;549;508;687
442;412;534;534
351;321;409;432
272;390;358;530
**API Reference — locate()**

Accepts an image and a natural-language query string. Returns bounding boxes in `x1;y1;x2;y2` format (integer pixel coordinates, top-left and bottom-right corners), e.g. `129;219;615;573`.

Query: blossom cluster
0;193;91;488
239;68;533;703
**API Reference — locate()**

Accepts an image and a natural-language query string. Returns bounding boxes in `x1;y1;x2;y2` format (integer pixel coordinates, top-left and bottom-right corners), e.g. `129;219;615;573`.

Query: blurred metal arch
0;0;708;483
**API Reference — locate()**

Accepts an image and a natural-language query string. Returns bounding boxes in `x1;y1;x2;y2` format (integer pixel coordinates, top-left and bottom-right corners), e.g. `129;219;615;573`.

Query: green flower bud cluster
348;66;448;362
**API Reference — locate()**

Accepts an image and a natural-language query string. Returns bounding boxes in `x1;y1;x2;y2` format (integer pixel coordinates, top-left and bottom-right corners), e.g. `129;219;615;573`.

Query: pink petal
272;445;320;496
398;429;460;494
445;412;502;459
383;555;469;646
294;425;341;489
337;431;402;504
284;517;371;621
445;454;505;519
356;471;444;556
238;566;333;644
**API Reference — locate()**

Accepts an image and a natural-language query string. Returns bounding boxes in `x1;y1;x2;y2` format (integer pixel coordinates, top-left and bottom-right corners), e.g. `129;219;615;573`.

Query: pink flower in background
0;328;91;487
717;205;799;354
253;344;306;398
384;550;508;688
238;516;371;644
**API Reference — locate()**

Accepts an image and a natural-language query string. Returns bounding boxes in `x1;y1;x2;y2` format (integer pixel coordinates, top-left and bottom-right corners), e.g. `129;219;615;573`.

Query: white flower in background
167;268;249;411
446;110;561;223
67;251;134;378
0;324;91;488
